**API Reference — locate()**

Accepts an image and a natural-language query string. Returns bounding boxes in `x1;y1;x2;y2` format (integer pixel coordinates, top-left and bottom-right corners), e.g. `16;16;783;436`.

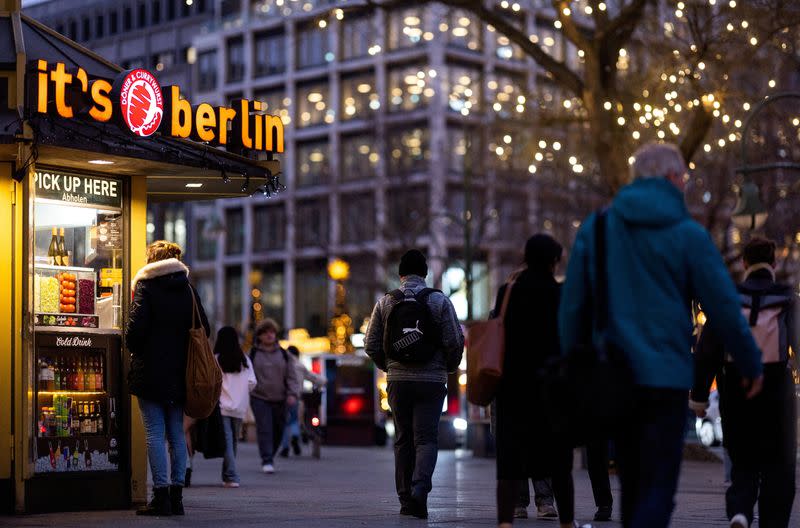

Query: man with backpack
365;249;465;519
691;237;798;528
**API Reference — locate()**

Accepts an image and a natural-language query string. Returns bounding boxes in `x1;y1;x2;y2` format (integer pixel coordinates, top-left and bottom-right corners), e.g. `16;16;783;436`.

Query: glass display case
34;264;99;328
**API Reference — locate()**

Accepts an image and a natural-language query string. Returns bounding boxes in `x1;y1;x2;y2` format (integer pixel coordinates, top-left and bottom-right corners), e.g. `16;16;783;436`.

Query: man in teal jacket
559;142;764;528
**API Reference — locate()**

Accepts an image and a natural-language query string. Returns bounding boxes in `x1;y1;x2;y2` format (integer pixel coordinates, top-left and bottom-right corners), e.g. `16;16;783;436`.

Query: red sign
117;69;163;137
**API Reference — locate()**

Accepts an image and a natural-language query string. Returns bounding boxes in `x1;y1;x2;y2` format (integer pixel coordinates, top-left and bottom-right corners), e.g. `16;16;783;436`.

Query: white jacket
219;355;257;419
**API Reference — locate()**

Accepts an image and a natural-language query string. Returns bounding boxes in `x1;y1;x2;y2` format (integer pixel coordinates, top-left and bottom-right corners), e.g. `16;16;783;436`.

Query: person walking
559;142;764;528
494;235;582;528
586;440;613;521
365;249;464;519
278;345;327;458
127;240;210;516
249;318;300;474
514;479;558;520
216;326;257;488
691;236;798;528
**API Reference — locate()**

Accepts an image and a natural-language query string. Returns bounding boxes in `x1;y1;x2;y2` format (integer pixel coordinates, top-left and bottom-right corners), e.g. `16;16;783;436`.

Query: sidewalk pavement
4;441;798;527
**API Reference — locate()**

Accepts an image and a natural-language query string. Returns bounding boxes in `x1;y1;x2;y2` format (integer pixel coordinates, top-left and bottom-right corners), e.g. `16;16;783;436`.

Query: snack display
35;265;98;327
78;279;95;314
40;277;60;313
58;272;77;314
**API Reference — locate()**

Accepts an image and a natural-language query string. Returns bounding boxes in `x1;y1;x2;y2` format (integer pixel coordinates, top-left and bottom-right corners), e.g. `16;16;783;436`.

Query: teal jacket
559;177;763;389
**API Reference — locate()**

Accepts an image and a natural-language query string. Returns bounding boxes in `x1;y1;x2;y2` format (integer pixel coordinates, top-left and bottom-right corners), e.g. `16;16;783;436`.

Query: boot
136;487;171;516
169;485;185;515
184;467;192;488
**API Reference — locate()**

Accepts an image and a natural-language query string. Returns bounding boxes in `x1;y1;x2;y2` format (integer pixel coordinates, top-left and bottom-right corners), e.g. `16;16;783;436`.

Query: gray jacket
250;345;301;403
365;275;464;383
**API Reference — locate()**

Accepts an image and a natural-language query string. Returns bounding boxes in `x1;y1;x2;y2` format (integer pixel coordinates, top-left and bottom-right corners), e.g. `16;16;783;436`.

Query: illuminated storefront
0;2;281;513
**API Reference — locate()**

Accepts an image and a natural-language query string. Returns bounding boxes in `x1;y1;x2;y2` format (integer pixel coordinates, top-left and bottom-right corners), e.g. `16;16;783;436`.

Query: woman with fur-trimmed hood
126;241;210;516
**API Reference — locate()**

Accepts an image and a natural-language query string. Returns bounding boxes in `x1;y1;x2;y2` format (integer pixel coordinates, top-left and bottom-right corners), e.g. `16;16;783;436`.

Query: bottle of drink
47;227;60;266
70;358;77;391
47;358;55;391
54;357;61;390
85;358;93;391
38;357;47;391
76;358;84;391
84;439;92;467
96;402;104;434
108;397;119;464
96;356;104;391
58;227;69;267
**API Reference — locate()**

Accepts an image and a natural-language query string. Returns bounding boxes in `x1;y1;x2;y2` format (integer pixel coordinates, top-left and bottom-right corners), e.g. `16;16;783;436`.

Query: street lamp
327;258;355;354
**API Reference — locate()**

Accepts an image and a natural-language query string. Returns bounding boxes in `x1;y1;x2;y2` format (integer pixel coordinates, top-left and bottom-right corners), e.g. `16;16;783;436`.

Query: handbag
466;280;515;406
193;404;227;459
541;210;635;445
184;285;223;419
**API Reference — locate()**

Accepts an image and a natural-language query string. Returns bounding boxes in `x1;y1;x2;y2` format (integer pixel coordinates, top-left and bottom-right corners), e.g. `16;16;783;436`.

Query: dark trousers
250;397;286;465
587;439;614;509
387;381;447;502
615;387;687;528
517;478;554;508
722;363;797;528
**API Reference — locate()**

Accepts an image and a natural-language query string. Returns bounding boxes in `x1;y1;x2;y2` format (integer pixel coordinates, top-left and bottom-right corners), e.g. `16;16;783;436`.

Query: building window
95;15;104;39
341;134;378;182
153;51;175;72
225;266;243;327
181;0;192;16
296;141;330;188
227;38;245;82
137;3;146;28
445;184;486;239
489;71;526;119
447;126;480;176
195;218;217;261
254;88;286;115
388;64;433;113
253;204;286;251
445;64;482;115
297;23;328;69
387;127;430;178
123;7;132;31
82;17;91;41
225;208;244;255
167;0;176;20
341;15;376;60
535;26;562;62
296;200;329;248
388;7;425;49
341;71;378;120
346;257;377;330
445;9;481;51
491;126;531;175
253;263;284;328
254;31;286;77
162;206;187;251
110;12;118;34
497;192;527;235
341;193;375;244
198;50;217;91
194;275;217;328
386;186;428;241
152;0;161;24
68;20;77;40
296;81;331;128
294;260;328;337
122;57;146;69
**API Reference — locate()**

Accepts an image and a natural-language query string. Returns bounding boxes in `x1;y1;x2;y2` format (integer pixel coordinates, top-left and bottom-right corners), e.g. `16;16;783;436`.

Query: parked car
696;390;723;447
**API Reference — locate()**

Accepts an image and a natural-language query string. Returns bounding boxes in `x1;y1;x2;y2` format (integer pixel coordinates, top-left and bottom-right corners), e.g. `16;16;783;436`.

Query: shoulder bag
184;285;223;419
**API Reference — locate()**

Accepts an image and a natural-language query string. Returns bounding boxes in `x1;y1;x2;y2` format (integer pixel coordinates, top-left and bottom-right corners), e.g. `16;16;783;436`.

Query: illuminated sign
34;170;122;209
33;60;284;154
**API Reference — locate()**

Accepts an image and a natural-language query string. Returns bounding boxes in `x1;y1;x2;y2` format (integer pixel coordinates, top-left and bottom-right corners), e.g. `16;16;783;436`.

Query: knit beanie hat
398;249;428;278
524;234;562;271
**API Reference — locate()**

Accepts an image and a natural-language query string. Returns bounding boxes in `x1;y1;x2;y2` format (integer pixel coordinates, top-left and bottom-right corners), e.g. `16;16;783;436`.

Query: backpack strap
749;294;761;327
414;288;441;303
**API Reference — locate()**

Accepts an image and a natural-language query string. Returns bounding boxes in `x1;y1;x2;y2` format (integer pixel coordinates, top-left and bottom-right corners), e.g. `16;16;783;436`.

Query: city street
5;442;798;527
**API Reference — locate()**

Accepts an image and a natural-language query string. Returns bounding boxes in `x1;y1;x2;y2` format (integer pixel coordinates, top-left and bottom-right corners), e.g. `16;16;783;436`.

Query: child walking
215;326;257;488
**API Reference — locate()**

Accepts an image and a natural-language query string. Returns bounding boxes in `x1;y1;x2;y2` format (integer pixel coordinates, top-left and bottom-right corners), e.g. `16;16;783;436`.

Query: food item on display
40;277;60;313
58;272;77;314
78;279;95;314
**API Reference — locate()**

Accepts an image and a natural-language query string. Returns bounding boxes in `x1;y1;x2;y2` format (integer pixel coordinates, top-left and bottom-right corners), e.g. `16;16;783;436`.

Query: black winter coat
126;260;210;403
493;268;567;480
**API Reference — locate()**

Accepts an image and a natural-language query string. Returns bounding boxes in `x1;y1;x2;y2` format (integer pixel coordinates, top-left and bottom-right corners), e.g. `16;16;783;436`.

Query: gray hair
630;142;687;180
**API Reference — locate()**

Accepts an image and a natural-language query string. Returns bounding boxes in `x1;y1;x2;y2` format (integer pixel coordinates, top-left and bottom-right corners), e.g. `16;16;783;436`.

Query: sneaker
262;464;275;474
537;503;558;519
222;481;240;488
594;505;612;522
730;514;749;528
513;506;528;519
278;447;289;458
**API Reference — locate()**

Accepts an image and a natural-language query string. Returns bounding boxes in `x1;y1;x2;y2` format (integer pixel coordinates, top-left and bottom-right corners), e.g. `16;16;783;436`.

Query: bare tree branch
553;0;593;53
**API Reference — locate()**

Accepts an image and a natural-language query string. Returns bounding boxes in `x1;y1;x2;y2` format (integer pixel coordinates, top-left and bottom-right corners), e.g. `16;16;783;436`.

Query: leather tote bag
184;286;223;419
466;281;515;406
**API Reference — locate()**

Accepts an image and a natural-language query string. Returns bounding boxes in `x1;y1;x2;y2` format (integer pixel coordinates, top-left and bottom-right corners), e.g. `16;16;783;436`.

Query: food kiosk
0;1;282;512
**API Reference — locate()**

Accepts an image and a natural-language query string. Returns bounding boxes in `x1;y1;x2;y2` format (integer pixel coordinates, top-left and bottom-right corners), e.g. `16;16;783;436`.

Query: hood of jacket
131;258;190;291
611;177;689;228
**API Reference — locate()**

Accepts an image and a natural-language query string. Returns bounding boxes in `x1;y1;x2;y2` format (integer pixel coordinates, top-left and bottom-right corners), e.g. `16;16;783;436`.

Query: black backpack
384;288;440;364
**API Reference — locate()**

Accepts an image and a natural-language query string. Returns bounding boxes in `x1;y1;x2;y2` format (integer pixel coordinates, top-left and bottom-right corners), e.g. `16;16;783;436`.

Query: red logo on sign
118;69;163;137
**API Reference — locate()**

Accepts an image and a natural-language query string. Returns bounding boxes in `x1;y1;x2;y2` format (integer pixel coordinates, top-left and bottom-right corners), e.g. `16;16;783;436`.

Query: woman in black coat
126;241;210;516
494;234;579;528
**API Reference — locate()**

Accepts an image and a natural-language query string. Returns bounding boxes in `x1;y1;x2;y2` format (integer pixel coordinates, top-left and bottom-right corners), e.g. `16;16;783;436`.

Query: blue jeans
138;398;186;488
279;400;300;450
615;388;687;528
222;416;241;483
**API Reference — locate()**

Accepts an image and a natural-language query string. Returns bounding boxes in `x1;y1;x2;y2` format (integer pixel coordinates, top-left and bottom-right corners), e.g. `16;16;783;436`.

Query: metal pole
464;128;473;322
